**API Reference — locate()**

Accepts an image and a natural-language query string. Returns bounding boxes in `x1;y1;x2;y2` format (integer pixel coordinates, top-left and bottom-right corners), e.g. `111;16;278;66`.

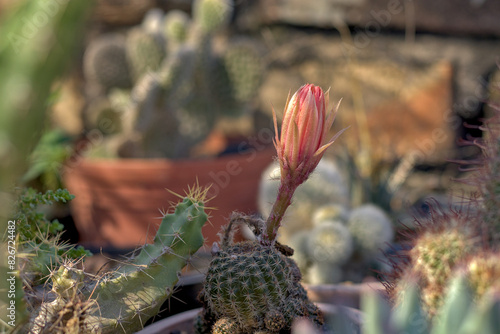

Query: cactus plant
82;0;264;159
258;159;350;243
25;186;209;333
196;84;345;333
388;208;483;316
306;221;354;265
347;204;394;259
83;33;133;91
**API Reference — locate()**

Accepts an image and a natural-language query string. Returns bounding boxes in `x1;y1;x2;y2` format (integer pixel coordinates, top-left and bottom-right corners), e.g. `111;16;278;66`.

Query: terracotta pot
304;281;386;310
136;304;362;334
64;147;274;249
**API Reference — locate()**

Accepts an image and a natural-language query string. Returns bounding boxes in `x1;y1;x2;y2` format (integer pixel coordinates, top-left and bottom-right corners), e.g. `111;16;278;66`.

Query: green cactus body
202;241;323;333
126;28;166;82
347;204;394;259
29;194;208;333
192;0;233;34
83;33;133;90
400;222;479;316
223;39;263;105
307;221;353;265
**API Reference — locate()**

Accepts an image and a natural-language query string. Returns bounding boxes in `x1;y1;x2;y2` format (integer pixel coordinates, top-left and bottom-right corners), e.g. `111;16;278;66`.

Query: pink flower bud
273;84;344;186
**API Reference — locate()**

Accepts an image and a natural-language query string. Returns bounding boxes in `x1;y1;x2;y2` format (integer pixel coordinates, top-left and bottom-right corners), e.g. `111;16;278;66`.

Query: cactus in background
258;159;350;243
83;33;133;91
164;10;191;46
192;0;233;34
82;0;264;159
307;221;353;265
125;27;166;82
27;187;209;333
312;204;349;225
259;161;394;285
389;209;482;316
347;204;393;258
15;189;91;284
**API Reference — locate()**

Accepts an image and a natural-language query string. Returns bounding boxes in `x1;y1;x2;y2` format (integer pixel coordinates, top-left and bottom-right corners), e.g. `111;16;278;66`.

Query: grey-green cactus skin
83;0;264;159
28;195;208;333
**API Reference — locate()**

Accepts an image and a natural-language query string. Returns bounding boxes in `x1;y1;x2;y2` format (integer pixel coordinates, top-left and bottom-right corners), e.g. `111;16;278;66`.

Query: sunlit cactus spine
27;187;209;333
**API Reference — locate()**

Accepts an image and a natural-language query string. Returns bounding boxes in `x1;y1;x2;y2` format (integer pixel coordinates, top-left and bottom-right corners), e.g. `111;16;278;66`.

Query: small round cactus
83;33;133;90
258;159;350;243
312;204;350;226
464;252;500;299
192;0;233;34
347;204;393;259
307;262;343;285
306;221;353;265
203;241;322;333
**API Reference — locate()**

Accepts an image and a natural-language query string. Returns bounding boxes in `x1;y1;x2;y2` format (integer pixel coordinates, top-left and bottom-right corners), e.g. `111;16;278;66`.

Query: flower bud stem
262;180;296;245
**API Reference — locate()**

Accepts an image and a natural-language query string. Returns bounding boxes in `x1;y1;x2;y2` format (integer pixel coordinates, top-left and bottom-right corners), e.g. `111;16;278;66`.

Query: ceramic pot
64;147;274;249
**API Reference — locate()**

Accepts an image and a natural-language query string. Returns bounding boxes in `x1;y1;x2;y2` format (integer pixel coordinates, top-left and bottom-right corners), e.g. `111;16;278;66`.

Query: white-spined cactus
258;159;350;243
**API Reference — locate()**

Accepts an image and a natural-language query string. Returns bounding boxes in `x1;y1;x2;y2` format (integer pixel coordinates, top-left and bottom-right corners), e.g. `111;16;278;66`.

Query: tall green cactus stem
29;191;208;333
164;10;191;45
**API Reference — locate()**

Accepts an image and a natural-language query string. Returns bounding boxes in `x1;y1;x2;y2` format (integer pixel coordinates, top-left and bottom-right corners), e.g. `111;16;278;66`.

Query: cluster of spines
26;190;209;333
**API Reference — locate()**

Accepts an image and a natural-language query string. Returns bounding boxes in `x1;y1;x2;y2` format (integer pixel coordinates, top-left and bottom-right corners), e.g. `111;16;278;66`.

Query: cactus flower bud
263;84;345;245
274;84;344;186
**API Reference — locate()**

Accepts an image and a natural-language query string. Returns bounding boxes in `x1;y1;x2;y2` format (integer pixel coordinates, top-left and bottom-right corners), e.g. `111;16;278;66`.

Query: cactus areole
263;84;345;245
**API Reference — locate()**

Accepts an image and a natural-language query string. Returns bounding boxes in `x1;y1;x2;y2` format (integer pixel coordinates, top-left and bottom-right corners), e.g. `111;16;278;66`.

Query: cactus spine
27;189;209;333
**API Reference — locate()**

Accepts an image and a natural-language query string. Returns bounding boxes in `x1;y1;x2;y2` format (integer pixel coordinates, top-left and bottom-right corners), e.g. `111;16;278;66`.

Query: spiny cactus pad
202;241;323;333
193;0;233;34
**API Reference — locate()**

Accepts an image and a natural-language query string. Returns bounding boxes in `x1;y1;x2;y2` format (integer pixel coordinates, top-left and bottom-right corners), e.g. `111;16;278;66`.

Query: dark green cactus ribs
198;215;323;334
